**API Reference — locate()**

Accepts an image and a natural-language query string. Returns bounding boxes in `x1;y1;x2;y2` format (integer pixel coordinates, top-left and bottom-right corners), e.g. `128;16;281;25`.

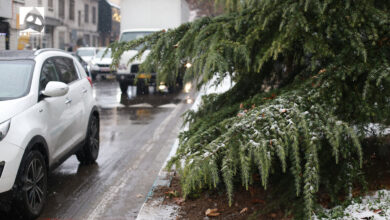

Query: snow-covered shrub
111;0;390;218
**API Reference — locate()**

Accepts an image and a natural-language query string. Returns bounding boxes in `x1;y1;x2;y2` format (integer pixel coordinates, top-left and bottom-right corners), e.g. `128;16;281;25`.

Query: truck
117;0;190;94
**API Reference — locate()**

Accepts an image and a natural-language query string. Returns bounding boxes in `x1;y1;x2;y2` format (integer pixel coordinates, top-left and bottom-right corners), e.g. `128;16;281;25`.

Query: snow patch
363;123;390;137
314;190;390;220
191;75;235;112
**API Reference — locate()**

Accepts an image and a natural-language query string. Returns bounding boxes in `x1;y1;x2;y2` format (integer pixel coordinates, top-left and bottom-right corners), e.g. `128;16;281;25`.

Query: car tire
136;80;149;95
76;114;99;164
14;151;47;220
144;83;149;95
119;82;128;93
168;85;175;94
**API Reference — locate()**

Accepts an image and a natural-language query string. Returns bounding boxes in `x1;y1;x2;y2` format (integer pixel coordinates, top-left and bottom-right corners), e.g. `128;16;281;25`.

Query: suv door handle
65;98;72;104
82;88;88;94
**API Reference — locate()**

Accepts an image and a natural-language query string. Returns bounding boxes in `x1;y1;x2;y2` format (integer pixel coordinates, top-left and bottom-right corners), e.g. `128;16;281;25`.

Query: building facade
0;0;12;50
6;0;99;51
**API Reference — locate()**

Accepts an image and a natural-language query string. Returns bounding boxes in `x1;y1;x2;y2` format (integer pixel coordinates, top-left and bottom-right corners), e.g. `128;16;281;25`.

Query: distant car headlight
158;82;167;91
0;120;11;142
184;82;192;93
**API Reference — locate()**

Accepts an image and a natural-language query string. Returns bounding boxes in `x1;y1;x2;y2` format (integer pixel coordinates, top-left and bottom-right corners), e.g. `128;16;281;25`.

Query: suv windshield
77;49;95;57
96;49;112;59
0;60;34;101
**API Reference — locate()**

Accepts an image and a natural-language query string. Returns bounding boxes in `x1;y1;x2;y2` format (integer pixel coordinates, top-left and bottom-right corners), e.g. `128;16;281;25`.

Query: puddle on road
94;80;185;125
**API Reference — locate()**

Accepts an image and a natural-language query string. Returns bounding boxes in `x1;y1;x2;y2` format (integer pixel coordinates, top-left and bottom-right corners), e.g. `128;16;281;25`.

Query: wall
0;0;12;19
181;0;190;24
0;0;12;50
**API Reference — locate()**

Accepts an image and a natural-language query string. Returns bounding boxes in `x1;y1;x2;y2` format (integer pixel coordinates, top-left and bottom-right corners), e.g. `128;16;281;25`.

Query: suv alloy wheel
14;151;47;220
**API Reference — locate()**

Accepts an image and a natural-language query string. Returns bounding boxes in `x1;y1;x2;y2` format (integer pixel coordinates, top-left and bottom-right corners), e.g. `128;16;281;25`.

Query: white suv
0;49;100;219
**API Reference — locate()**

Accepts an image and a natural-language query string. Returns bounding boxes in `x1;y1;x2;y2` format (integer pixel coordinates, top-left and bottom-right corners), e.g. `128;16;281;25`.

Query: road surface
1;79;194;220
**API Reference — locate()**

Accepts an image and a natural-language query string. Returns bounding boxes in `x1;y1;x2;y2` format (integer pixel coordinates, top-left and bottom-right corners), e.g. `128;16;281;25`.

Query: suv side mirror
42;81;69;97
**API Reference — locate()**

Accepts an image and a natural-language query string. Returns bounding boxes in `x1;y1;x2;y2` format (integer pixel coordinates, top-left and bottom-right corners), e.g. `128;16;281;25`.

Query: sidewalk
136;77;234;220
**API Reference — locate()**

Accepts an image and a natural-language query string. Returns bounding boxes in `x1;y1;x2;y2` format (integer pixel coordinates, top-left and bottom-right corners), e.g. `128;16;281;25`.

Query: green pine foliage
110;0;390;218
171;85;363;217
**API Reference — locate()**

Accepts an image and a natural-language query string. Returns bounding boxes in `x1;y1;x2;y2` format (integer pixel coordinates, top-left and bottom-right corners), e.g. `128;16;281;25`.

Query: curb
136;139;180;220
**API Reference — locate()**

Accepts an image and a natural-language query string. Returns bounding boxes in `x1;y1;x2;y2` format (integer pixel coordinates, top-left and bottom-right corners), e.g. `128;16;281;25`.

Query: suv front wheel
76;114;99;164
14;150;48;220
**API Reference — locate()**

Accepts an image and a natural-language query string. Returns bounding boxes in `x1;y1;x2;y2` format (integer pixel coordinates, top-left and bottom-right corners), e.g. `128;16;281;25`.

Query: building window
59;31;65;49
84;34;90;46
84;4;89;23
38;0;42;6
78;10;81;26
48;0;53;10
69;0;75;20
59;0;65;19
92;35;96;47
92;6;96;24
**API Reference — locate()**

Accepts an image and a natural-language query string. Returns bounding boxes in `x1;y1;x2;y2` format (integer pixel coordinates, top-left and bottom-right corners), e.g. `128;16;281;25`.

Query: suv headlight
0;120;11;142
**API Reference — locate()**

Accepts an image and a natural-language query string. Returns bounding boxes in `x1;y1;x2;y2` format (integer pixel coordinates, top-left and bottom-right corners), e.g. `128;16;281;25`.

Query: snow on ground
314;190;390;220
190;75;235;112
189;10;198;22
363;123;390;137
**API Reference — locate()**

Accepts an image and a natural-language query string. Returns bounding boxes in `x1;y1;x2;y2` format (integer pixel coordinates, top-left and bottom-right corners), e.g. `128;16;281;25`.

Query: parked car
76;47;99;63
0;49;100;219
88;48;116;80
71;52;91;78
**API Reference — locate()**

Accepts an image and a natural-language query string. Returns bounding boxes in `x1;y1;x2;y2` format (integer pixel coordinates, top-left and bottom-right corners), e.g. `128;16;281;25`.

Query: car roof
77;47;97;50
0;49;75;61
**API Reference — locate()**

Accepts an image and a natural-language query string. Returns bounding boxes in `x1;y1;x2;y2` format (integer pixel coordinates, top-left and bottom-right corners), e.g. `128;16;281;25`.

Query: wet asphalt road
2;79;194;220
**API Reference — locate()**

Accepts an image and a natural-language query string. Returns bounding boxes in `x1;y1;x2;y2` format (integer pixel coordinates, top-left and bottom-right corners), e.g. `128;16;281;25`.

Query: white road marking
158;103;177;108
128;103;154;108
